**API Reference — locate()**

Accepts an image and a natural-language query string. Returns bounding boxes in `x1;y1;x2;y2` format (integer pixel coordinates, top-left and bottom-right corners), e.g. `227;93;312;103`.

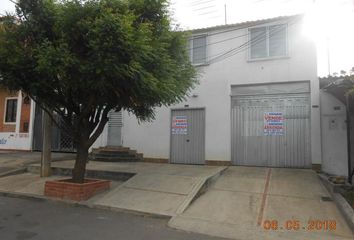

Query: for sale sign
172;116;188;135
264;112;284;136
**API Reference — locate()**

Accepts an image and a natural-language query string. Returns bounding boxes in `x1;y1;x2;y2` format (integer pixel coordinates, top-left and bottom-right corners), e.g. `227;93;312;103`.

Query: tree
340;70;347;76
0;0;196;183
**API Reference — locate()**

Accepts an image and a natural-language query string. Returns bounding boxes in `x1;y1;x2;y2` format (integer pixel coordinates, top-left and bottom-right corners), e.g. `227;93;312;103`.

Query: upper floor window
249;24;287;60
190;35;207;65
4;98;17;123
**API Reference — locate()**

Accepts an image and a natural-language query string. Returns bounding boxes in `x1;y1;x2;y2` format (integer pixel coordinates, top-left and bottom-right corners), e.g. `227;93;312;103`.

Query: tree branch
29;94;76;138
87;107;112;147
89;105;104;131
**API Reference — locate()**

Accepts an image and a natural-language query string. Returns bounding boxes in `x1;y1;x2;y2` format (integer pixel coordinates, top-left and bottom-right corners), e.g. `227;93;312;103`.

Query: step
92;152;135;157
92;149;137;155
92;156;140;162
93;152;138;158
94;147;131;152
92;154;138;160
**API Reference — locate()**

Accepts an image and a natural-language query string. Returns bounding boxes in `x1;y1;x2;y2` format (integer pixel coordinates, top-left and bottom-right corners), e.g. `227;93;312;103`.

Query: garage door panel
231;94;311;168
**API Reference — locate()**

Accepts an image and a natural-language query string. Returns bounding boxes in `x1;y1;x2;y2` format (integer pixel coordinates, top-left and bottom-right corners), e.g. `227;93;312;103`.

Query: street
0;195;225;240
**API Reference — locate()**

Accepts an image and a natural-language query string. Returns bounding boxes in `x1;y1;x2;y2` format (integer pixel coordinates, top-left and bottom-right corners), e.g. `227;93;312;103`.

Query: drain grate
321;196;333;202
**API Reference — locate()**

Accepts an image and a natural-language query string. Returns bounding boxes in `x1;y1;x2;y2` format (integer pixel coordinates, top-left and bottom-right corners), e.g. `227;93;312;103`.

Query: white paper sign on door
264;112;284;136
172;116;187;135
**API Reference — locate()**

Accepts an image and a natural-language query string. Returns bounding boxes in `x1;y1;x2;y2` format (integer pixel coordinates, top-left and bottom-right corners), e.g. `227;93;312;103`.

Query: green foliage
0;0;196;181
0;0;196;142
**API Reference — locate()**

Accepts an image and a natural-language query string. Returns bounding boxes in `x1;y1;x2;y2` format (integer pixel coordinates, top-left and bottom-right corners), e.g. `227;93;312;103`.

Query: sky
1;0;354;76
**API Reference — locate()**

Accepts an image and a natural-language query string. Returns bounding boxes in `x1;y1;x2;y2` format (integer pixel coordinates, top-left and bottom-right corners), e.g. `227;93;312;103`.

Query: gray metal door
107;110;123;146
170;108;205;164
231;94;311;168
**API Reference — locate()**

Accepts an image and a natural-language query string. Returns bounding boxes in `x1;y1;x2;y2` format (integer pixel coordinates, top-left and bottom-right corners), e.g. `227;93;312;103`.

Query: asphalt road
0;196;225;240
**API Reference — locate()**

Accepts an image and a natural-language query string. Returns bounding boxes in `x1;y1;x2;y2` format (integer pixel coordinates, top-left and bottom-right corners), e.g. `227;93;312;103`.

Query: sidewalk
2;159;351;240
169;167;354;240
0;160;225;217
0;151;75;176
0;151;74;170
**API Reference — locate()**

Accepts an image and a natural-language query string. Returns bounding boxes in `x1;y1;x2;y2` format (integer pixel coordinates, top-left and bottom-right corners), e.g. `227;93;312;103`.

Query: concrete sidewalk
0;151;75;175
1;159;352;240
0;160;225;217
169;167;354;240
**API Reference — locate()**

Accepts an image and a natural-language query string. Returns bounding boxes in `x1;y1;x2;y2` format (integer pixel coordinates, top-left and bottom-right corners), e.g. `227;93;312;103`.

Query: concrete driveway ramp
169;167;354;240
94;172;207;216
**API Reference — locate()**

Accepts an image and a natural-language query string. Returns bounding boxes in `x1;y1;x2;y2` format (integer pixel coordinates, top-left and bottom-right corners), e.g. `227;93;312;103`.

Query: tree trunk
71;112;110;183
72;141;90;183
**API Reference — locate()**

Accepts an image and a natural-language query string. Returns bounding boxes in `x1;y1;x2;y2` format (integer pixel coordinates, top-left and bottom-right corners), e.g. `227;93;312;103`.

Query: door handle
186;139;190;142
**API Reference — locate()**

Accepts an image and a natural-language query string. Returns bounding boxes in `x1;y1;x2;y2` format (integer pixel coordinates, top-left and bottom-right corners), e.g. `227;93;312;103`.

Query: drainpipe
346;94;353;184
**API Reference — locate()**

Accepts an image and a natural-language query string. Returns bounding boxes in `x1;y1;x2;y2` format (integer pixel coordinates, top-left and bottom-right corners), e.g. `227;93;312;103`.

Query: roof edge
186;14;303;33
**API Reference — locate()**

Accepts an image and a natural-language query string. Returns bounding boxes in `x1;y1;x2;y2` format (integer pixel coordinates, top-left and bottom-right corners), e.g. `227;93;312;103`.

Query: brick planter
44;179;111;201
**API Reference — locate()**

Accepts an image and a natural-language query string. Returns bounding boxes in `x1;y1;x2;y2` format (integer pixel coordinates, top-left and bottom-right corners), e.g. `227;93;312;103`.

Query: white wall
96;16;321;164
320;91;348;176
91;124;108;150
0;132;32;150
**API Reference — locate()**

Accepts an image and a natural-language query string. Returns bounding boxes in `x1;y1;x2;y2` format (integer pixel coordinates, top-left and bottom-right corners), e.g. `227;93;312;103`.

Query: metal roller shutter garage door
231;83;311;168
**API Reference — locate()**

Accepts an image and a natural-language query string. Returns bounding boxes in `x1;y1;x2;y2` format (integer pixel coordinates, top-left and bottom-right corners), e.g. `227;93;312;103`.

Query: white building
95;15;324;169
1;15;349;177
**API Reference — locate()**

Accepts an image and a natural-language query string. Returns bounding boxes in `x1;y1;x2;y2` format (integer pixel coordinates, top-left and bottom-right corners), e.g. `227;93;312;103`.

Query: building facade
95;15;323;168
0;88;34;150
1;15;349;176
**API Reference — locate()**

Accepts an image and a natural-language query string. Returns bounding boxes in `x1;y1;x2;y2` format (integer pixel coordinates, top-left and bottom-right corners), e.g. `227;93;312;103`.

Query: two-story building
2;14;350;177
94;14;322;169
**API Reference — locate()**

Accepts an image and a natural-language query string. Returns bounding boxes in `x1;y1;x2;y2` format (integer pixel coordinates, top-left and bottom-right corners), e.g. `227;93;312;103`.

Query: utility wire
207;20;296;64
192;28;268;63
188;32;249;51
189;17;298;58
188;15;301;40
195;5;216;11
190;0;216;7
192;19;296;64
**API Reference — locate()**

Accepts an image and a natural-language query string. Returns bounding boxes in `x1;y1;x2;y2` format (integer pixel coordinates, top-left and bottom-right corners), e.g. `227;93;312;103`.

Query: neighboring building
0;88;34;150
320;90;348;176
95;14;323;169
0;87;74;152
320;77;354;180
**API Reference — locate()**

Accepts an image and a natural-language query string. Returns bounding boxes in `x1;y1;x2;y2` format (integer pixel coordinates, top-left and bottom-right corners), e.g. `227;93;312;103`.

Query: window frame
248;23;289;61
190;34;209;66
4;97;18;124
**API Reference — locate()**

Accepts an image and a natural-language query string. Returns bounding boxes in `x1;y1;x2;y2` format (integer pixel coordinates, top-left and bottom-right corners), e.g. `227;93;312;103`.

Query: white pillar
15;91;23;134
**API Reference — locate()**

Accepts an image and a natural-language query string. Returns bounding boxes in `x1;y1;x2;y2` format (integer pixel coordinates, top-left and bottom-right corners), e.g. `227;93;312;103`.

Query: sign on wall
172;116;188;135
264;112;284;136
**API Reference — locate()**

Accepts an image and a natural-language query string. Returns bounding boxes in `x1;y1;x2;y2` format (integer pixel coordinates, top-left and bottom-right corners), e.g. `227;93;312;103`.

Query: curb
27;165;136;182
0;189;170;219
0;167;27;178
1;165;227;220
318;174;354;234
89;203;171;219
